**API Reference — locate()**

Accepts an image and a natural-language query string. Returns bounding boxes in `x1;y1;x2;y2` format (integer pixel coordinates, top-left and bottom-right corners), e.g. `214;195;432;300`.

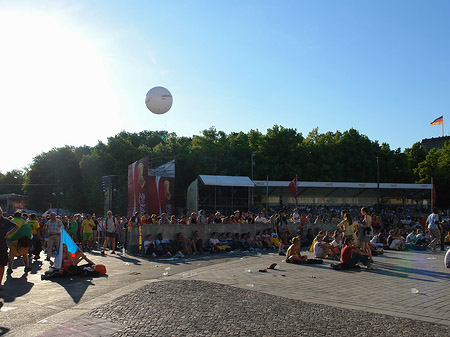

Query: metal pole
376;157;380;212
266;175;269;213
251;152;255;206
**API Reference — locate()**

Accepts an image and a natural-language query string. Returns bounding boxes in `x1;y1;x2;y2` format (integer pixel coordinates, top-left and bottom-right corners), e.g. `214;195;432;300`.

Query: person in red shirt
341;237;374;270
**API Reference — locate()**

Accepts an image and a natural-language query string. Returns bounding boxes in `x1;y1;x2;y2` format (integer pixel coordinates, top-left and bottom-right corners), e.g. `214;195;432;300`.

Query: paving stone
87;279;450;337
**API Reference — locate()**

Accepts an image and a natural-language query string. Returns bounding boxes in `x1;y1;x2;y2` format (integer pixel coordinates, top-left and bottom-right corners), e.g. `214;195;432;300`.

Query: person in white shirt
102;211;118;255
292;208;300;225
426;208;441;252
255;212;268;224
314;235;333;258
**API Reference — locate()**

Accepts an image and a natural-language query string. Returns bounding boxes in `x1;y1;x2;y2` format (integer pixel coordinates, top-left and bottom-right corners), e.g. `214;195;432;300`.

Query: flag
53;228;80;269
430;116;443;126
289;176;297;199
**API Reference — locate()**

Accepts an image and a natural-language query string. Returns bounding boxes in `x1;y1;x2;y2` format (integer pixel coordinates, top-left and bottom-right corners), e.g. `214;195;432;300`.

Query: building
421;136;450;153
0;194;28;215
186;175;433;215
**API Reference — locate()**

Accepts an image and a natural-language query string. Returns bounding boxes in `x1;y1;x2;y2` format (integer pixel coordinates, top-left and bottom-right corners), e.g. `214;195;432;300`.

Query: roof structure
199;175;255;187
253;180;432;200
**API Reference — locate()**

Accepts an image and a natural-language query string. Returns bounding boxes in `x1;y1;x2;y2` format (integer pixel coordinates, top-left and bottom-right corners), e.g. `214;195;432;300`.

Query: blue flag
53;228;80;269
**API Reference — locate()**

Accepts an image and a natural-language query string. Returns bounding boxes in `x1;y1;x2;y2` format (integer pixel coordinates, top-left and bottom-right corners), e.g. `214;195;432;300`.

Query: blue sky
1;0;449;173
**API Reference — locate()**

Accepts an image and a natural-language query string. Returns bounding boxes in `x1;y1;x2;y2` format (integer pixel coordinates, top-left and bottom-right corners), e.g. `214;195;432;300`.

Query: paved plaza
1;248;449;336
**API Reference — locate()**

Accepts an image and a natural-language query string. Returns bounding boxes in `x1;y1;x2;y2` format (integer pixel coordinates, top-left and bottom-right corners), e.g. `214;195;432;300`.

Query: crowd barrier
125;221;340;254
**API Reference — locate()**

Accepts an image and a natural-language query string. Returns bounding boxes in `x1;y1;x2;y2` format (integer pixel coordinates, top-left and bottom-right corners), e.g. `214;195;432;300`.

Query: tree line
1;125;447;215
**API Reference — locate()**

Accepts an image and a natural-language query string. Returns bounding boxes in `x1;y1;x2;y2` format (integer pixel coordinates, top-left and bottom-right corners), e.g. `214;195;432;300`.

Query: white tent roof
199;175;255;187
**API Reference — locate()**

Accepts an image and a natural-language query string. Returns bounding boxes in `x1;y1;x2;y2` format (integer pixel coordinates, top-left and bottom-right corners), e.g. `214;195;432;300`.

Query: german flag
430;116;443;126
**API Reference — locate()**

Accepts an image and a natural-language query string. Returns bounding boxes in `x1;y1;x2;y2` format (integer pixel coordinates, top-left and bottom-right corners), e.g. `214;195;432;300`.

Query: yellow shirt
81;219;95;233
270;236;280;248
28;219;40;235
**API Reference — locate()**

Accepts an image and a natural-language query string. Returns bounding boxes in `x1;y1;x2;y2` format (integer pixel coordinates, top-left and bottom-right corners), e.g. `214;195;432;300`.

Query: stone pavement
170;249;450;325
1;248;449;336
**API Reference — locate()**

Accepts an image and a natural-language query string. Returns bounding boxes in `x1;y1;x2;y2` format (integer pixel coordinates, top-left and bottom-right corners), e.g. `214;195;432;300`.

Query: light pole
251;152;255;206
376;157;380;213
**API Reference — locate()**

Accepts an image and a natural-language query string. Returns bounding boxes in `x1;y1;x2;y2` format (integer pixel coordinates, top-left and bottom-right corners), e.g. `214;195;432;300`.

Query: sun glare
0;8;122;170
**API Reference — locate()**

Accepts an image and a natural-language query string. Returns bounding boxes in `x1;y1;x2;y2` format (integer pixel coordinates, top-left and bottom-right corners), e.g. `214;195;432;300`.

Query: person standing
426;208;441;253
0;207;19;289
102;211;118;255
46;212;63;261
7;211;32;274
81;214;95;251
28;213;41;261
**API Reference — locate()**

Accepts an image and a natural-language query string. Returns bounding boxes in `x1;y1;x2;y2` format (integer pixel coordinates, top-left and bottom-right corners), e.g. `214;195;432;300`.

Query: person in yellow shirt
81;214;95;251
27;213;41;260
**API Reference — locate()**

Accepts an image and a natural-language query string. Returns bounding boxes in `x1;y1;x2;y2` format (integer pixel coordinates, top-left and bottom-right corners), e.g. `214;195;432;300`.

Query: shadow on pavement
44;275;108;304
376;263;450;282
0;327;10;336
0;272;34;303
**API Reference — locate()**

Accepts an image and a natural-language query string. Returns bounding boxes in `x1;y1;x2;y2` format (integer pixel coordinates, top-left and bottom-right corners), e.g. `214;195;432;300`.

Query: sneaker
110;251;115;254
24;267;32;272
101;251;106;255
432;249;437;253
367;263;374;270
152;252;157;257
7;268;13;275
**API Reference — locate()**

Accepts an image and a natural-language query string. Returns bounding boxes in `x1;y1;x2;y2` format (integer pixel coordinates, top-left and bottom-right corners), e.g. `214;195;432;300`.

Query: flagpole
442;117;444;137
431;176;434;209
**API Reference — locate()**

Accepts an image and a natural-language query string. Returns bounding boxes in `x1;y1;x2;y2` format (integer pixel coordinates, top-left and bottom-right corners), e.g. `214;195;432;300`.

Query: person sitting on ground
387;230;405;250
191;231;204;254
286;236;308;264
314;234;335;259
239;233;250;251
340;237;373;270
173;232;191;257
223;232;236;250
304;228;314;248
209;232;231;252
330;231;343;257
307;230;324;253
143;234;157;256
255;231;264;249
247;232;260;250
155;233;171;256
261;230;272;249
42;244;97;279
444;248;450;268
370;229;387;250
269;232;284;255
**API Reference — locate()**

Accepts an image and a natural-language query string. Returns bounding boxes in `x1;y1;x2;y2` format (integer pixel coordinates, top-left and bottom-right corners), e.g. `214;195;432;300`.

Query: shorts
0;250;7;266
9;241;29;256
83;233;94;241
106;232;116;238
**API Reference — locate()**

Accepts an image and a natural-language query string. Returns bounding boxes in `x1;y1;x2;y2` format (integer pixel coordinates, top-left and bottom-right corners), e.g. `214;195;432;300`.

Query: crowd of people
1;204;449;289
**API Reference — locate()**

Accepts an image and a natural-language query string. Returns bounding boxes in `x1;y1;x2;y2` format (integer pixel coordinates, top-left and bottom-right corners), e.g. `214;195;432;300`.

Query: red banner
148;176;175;216
127;156;149;216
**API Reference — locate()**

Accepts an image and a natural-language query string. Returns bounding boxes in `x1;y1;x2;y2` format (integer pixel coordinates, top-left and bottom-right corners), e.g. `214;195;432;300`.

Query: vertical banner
148;160;175;216
127;156;149;216
186;179;198;214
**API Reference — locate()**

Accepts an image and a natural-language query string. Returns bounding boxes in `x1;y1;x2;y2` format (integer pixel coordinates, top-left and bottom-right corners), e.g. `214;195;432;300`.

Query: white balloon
145;86;173;114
